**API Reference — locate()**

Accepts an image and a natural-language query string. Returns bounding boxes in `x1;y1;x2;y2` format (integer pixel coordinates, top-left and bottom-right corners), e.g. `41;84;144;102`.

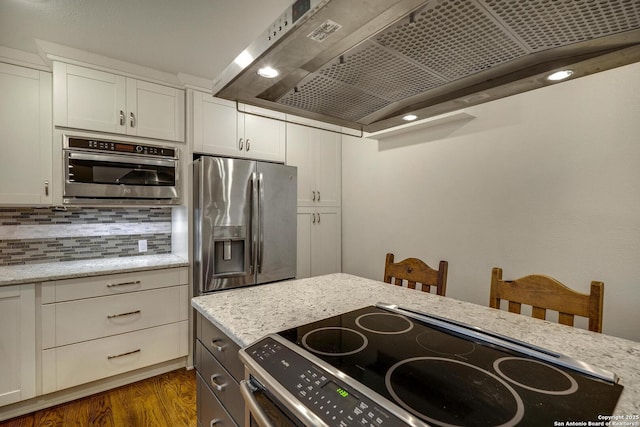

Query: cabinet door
286;123;341;206
311;207;341;277
53;62;127;133
296;209;313;279
297;207;341;279
0;284;35;407
0;63;52;205
286;123;315;205
240;105;286;162
127;78;185;142
315;129;341;206
191;92;239;156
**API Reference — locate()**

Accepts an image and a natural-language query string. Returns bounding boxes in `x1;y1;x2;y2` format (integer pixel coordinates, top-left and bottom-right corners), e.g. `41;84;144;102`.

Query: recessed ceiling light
403;114;418;121
233;50;253;69
257;66;279;78
547;70;574;81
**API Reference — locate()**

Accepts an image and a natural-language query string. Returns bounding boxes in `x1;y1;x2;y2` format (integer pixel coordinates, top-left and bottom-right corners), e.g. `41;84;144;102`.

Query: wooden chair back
383;253;448;296
489;267;604;333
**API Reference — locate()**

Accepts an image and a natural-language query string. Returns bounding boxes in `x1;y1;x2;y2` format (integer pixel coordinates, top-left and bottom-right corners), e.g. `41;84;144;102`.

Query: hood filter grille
273;0;640;125
483;0;640;51
282;75;392;122
375;1;527;80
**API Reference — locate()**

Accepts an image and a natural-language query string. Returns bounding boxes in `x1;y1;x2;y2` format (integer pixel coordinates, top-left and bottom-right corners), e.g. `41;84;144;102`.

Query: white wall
341;62;640;342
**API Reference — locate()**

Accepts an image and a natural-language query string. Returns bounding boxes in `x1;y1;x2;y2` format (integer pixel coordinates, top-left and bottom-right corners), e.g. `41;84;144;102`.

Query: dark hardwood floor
1;369;196;427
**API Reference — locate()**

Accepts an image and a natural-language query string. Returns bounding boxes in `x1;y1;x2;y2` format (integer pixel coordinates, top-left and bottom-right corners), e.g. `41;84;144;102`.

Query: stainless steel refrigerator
194;156;297;294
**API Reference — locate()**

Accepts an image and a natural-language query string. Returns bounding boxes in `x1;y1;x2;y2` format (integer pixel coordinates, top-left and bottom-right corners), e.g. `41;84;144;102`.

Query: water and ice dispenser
212;226;247;275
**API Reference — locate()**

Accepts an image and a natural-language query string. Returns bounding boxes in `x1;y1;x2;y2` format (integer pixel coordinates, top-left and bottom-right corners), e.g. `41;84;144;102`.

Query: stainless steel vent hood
213;0;640;133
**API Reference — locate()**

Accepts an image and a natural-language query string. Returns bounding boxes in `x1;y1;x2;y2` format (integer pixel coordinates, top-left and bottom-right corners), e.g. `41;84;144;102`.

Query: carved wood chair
489;267;604;333
383;253;448;296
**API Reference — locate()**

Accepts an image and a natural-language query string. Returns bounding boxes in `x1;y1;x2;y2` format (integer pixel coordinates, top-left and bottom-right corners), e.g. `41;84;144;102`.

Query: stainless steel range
239;303;623;427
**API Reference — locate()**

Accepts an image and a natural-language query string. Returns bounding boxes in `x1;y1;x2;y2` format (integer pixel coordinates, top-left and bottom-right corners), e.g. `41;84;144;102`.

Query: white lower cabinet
0;284;36;407
40;267;188;394
42;322;186;393
296;207;341;279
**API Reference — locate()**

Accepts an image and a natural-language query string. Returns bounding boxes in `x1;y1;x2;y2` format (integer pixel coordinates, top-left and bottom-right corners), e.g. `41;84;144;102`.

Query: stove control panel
244;337;412;427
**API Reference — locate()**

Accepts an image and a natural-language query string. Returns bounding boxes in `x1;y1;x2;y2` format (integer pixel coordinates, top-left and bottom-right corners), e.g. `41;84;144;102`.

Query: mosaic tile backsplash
0;207;172;266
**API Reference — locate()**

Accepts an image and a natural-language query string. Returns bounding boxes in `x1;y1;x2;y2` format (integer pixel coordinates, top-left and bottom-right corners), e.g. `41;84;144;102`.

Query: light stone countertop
0;253;188;286
192;273;640;417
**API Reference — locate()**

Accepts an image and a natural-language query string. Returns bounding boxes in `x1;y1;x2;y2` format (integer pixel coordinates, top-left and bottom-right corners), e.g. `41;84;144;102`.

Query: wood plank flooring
1;369;196;427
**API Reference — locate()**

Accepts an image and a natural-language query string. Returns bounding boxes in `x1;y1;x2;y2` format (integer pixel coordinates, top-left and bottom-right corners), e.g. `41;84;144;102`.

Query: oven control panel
67;137;176;158
244;336;414;427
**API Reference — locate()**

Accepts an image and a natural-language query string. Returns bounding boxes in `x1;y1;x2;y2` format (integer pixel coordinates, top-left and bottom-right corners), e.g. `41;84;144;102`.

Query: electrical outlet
138;240;147;253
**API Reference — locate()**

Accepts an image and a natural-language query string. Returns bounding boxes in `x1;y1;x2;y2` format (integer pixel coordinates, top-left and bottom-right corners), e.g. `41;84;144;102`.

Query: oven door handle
66;151;176;168
240;379;276;427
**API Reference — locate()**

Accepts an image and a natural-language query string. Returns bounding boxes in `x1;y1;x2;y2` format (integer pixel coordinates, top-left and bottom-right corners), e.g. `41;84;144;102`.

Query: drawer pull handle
211;339;225;352
107;280;141;288
210;374;227;392
210;420;221;427
107;348;141;360
107;310;141;319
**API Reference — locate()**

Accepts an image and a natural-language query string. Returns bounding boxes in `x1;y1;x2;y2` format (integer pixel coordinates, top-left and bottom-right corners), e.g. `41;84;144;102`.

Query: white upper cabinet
239;104;286;162
286;122;341;206
190;91;285;162
54;63;185;142
0;62;52;206
190;92;239;157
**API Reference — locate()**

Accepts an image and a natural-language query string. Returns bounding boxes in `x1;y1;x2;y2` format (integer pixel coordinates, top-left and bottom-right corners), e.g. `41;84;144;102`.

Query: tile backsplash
0;207;172;266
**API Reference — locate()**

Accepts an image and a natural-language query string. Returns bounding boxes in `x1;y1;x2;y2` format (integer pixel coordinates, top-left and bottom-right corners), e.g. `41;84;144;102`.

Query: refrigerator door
255;162;297;284
195;156;256;293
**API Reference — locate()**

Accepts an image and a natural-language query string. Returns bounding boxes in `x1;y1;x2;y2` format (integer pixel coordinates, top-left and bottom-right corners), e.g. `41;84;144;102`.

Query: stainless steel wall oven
62;135;179;205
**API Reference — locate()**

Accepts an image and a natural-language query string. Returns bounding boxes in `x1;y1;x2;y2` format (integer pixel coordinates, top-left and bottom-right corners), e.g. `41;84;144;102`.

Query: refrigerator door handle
257;172;265;273
250;172;258;275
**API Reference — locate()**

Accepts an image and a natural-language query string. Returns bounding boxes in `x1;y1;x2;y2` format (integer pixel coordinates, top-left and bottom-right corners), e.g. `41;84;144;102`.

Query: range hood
213;0;640;133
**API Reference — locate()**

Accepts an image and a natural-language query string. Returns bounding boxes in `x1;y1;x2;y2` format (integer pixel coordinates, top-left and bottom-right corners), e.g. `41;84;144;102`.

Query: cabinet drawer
197;372;238;427
42;267;188;303
197;313;243;382
42;285;187;348
195;340;243;425
42;321;187;393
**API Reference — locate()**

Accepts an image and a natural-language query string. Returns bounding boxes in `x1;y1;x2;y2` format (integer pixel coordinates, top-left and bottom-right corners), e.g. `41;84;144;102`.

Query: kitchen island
192;273;640;418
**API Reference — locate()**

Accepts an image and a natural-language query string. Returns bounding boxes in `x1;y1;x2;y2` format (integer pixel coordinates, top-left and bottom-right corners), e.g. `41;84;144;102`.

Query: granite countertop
0;253;189;286
192;273;640;417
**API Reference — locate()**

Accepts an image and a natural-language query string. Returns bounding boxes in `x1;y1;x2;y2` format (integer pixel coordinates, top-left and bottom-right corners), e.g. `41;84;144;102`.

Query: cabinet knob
312;213;316;224
317;213;321;224
312;191;316;201
44;180;49;196
239;138;244;150
317;191;321;202
119;110;125;126
129;112;136;128
246;139;250;151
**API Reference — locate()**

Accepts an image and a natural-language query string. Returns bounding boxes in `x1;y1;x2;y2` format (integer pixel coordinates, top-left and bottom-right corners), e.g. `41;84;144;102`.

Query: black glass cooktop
278;306;623;427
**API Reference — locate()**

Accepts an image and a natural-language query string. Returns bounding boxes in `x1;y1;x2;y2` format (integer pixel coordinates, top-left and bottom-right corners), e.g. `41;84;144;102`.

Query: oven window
250;387;306;427
69;159;175;186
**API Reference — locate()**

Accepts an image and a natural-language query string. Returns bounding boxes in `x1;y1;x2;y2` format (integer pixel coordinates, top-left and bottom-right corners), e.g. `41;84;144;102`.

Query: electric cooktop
242;304;623;427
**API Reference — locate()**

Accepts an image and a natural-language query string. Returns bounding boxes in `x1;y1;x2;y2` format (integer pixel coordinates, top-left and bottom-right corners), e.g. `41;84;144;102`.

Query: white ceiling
0;0;293;80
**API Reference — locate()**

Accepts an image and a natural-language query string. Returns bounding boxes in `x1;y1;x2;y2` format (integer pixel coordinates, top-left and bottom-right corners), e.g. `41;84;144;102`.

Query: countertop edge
0;254;189;286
